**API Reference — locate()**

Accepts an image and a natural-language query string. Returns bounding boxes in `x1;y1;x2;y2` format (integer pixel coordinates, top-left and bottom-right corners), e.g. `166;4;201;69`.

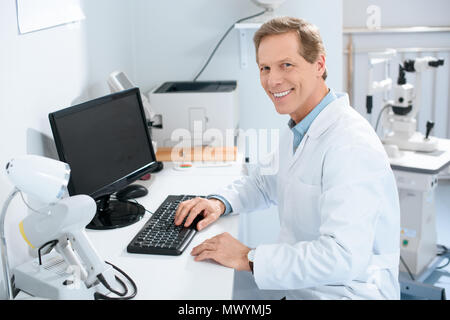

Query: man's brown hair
253;16;327;80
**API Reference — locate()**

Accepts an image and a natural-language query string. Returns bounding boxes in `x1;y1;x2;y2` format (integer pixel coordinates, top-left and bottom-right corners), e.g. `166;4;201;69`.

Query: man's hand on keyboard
174;197;225;231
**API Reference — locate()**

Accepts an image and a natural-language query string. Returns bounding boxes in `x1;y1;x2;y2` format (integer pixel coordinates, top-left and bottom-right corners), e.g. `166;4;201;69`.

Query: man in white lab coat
175;17;401;300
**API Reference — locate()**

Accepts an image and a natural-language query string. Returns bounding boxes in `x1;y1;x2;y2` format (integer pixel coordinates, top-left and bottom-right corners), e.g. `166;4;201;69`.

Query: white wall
343;0;450;27
0;0;135;298
133;0;343;133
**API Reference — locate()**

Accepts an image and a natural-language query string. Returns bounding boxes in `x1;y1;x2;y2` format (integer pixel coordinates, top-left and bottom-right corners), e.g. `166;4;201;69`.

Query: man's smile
271;88;293;99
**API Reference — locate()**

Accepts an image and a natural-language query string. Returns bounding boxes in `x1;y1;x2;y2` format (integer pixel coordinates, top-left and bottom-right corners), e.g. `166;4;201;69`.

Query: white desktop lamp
6;155;70;203
1;155;70;299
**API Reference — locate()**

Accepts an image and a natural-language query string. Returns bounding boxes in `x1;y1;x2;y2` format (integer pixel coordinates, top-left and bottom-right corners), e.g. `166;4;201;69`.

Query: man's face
257;31;324;122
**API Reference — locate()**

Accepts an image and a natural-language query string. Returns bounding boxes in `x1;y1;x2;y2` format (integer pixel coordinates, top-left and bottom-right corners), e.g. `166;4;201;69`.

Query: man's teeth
273;90;291;98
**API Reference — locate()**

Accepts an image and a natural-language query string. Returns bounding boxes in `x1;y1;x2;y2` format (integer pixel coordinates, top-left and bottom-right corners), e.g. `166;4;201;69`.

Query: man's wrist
206;195;232;215
209;198;226;215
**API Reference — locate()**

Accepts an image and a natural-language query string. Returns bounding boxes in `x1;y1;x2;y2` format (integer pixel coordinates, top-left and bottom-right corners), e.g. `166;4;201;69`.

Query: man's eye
260;66;269;72
283;63;292;68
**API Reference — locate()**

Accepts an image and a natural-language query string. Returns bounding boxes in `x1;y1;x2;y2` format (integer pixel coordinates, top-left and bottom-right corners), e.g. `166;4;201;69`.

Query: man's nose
267;70;283;88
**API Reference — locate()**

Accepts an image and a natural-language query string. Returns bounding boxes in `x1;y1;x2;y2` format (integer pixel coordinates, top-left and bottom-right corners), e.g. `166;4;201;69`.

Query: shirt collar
288;88;337;136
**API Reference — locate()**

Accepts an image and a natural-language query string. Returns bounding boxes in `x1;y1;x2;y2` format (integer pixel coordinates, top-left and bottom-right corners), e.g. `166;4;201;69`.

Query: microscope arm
64;228;110;287
55;236;88;282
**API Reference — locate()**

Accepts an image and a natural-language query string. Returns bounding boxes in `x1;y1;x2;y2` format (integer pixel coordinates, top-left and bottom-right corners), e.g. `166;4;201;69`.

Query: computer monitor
49;87;157;230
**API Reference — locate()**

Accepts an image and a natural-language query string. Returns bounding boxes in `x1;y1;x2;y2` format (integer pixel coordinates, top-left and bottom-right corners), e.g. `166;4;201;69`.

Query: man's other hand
191;232;251;271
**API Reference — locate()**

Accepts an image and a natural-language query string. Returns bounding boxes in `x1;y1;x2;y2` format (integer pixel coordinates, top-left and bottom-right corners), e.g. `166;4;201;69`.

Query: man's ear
316;54;326;78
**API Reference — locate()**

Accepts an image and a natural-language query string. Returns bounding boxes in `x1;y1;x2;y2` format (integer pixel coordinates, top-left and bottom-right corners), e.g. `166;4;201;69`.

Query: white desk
86;161;244;300
389;138;450;175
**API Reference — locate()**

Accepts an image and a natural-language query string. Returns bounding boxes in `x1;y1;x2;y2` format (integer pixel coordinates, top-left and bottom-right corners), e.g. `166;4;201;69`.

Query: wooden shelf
156;146;237;162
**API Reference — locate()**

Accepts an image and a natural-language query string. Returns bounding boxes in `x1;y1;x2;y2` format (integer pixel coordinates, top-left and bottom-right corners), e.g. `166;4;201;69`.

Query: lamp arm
1;188;20;300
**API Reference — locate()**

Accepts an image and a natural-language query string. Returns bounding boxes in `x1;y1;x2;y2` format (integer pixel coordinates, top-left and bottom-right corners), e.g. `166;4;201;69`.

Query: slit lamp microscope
381;56;444;157
366;51;450;299
1;155;136;300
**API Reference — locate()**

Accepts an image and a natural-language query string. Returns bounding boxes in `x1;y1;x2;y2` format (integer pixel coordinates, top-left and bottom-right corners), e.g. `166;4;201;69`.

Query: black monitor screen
49;88;156;199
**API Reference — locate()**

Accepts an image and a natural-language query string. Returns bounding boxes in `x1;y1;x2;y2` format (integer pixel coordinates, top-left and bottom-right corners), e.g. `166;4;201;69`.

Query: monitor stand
87;194;145;230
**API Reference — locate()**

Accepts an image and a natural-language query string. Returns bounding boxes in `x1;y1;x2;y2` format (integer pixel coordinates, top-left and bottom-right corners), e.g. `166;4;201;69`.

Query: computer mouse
116;184;148;201
191;213;206;231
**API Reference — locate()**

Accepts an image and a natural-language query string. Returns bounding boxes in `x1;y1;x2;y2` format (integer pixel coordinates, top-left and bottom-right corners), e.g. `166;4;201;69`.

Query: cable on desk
94;261;137;300
399;244;450;284
192;9;268;82
130;199;154;216
437;244;449;256
436;244;450;270
110;194;154;216
436;259;450;270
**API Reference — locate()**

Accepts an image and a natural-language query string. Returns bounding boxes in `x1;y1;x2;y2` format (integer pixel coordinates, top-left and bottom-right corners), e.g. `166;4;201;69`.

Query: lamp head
5;155;70;204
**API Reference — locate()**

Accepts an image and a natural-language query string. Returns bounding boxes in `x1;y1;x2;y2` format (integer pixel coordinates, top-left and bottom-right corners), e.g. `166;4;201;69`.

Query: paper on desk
17;0;85;34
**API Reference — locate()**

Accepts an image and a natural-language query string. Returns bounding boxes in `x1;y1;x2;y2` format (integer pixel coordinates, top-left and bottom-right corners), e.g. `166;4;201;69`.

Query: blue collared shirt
209;88;337;215
289;88;337;154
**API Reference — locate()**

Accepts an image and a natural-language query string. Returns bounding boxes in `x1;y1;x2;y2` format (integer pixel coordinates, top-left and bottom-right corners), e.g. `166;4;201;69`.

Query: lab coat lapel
307;94;350;139
288;134;309;171
286;94;350;172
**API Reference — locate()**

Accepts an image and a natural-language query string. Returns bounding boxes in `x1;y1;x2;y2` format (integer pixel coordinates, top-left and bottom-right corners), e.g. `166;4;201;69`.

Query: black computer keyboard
127;195;203;255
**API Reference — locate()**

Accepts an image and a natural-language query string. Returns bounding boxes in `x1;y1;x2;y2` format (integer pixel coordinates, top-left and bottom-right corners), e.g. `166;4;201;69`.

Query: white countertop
85;161;244;299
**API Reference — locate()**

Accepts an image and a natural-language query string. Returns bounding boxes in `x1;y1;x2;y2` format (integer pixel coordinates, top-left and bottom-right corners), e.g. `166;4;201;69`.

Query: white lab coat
218;93;401;300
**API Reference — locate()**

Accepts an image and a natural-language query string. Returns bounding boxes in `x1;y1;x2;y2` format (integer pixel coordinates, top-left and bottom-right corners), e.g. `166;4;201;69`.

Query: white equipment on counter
148;81;239;148
390;140;450;279
381;57;444;157
1;155;136;300
366;53;449;298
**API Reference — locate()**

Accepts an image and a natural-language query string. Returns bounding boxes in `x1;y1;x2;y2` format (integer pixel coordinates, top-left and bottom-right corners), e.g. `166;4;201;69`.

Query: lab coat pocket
289;179;322;239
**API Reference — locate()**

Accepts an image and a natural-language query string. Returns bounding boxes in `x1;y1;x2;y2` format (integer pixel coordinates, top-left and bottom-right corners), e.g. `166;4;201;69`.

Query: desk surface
389;138;450;174
86;161;244;300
